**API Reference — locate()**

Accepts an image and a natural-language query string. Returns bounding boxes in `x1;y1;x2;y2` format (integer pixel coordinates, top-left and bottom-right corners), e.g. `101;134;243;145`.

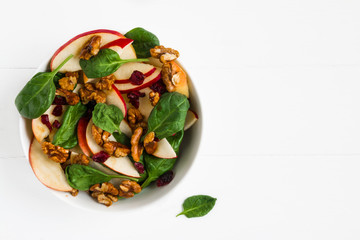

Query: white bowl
19;57;202;212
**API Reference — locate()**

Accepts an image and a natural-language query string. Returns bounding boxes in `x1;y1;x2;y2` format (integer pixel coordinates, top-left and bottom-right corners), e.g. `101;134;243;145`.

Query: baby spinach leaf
177;195;217;218
53;72;65;88
52;102;87;149
125;27;160;58
147;92;190;139
79;48;149;78
65;164;139;191
166;130;184;154
113;131;130;146
15;54;73;119
92;103;123;133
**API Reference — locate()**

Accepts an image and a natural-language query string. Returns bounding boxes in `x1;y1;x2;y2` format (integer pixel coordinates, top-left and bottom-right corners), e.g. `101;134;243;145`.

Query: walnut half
90;182;119;207
118;180;142;198
41;142;69;163
131;127;144;162
79;35;102;60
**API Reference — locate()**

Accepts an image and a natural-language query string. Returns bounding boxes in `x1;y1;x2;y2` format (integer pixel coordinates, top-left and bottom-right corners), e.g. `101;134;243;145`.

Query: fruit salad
15;28;198;207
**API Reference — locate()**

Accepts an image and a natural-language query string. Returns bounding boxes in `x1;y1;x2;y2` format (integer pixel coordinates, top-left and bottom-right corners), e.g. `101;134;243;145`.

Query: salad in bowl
15;28;200;208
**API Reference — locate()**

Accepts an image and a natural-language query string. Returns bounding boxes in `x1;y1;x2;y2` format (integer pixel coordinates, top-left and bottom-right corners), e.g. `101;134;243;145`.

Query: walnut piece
90;182;119;207
79;83;106;104
95;74;116;90
41;142;69;163
56;88;80;105
92;125;111;146
149;91;160;106
127;107;147;130
118;180;142;198
161;62;176;93
70;189;79;197
144;131;157;154
79;35;102;60
71;153;90;165
150;45;180;63
131;127;144;162
59;71;79;91
103;141;130;157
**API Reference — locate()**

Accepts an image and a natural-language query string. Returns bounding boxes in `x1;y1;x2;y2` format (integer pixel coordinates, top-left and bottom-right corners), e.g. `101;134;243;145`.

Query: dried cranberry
41;114;52;131
51;105;63;116
52;95;67;105
52;120;61;128
149;78;166;94
129;70;145;85
127;91;145;109
92;151;110;163
84;100;96;119
134;162;145;174
156;171;174;187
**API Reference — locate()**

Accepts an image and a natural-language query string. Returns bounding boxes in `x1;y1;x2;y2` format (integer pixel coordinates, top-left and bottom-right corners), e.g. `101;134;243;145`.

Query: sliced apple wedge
115;68;161;93
29;139;73;192
152;138;177;159
77;117;92;157
106;85;127;117
113;62;155;80
85;119;139;178
184;110;198;131
122;87;154;121
50;29;136;72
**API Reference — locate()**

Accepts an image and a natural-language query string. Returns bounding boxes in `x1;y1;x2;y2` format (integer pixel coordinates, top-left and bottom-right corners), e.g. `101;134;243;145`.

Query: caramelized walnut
79;83;106;104
161;62;176;92
150;45;180;63
149;90;160;106
95;74;116;90
41;142;69;163
56;88;80;105
79;35;102;60
131;127;144;162
59;71;79;91
70;189;79;197
92;125;111;146
118;180;142;198
144;131;157;154
103;141;130;157
90;182;119;207
71;153;89;165
127;107;147;130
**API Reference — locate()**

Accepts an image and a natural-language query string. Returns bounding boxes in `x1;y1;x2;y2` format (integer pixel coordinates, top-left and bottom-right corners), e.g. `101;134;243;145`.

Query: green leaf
92;103;123;133
65;164;139;191
166;130;184;154
79;48;148;78
113;131;130;146
53;72;65;88
52;102;87;149
15;54;73;119
147;92;190;140
177;195;217;218
125;27;160;58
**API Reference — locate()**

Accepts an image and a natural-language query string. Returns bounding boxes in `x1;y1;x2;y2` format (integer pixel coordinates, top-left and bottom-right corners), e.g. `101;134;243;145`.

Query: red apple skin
50;29;124;71
77;117;92;157
100;38;133;49
111;84;127;117
116;73;161;93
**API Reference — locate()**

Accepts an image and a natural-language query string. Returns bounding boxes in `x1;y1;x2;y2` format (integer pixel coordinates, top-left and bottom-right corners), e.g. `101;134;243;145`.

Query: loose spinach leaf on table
147;92;189;140
125;27;160;58
177;195;217;218
66;164;139;191
79;48;149;78
52;102;87;149
15;54;73;119
92;103;123;133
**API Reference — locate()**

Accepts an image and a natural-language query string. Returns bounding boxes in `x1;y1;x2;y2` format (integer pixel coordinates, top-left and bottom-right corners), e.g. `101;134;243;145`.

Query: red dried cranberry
52;120;61;128
156;171;174;187
52;95;67;105
149;79;166;94
129;70;145;85
127;91;145;109
41;114;52;131
51;105;63;116
92;151;110;163
134;162;145;174
84;100;96;119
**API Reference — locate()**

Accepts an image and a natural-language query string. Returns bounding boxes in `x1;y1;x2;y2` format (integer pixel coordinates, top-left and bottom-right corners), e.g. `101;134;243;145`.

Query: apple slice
122;87;154;121
50;29;136;72
85;119;139;178
29;139;73;192
106;85;127;117
115;68;161;93
152;138;177;159
113;62;155;80
77;117;92;157
32;105;65;143
184;110;198;131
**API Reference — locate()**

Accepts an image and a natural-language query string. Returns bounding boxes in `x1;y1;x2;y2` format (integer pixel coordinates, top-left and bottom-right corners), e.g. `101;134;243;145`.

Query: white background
2;0;360;239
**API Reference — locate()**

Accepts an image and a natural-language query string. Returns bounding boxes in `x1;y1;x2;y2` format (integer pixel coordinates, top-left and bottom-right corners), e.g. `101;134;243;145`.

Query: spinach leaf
15;54;73;119
147;92;189;139
177;195;217;218
65;164;139;191
141;154;176;188
79;48;149;78
166;130;184;154
92;103;123;133
113;131;130;146
52;102;87;149
125;27;160;58
53;72;65;88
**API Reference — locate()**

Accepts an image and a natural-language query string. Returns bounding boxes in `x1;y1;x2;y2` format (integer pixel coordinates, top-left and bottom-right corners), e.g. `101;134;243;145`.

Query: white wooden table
2;0;360;239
